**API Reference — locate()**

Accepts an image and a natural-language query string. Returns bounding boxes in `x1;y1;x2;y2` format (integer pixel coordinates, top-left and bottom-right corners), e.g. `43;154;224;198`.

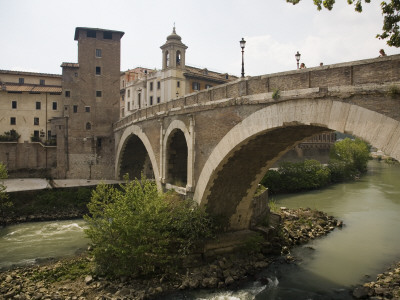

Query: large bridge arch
115;125;161;190
194;99;400;230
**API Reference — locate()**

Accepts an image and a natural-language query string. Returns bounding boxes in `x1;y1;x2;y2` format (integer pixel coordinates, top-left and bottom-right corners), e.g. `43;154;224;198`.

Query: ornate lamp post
295;51;301;69
240;38;246;78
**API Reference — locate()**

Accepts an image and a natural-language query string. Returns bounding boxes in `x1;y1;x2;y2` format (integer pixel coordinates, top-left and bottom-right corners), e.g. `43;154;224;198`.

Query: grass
29;257;93;283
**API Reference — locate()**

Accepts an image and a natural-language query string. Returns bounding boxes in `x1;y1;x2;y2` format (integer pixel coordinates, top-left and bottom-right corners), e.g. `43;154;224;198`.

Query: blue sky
0;0;398;77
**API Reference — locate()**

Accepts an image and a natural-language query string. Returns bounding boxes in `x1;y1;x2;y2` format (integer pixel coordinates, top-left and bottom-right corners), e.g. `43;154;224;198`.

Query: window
165;51;170;67
157;97;160;104
225;74;229;79
96;91;102;97
87;30;96;38
36;102;41;110
205;84;212;89
86;122;92;130
157;81;160;89
176;51;181;65
150;96;153;106
150;82;153;91
85;106;91;112
73;105;78;113
52;102;57;110
19;78;24;84
10;117;16;125
177;81;180;88
34;117;39;125
96;66;101;75
74;72;78;77
103;31;112;39
192;82;200;91
96;49;102;57
40;79;45;85
97;138;102;148
34;130;39;138
12;101;17;109
65;91;70;97
127;89;130;98
127;102;131;111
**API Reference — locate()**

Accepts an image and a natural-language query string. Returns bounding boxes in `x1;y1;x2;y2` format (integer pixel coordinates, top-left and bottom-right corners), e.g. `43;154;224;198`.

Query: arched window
176;51;181;65
86;122;91;130
165;51;170;67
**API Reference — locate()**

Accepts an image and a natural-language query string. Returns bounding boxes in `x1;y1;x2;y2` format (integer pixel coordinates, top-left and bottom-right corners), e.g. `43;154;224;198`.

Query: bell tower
160;26;188;70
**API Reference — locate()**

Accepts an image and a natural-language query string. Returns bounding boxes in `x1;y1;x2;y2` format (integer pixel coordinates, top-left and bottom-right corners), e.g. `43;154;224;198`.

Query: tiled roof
61;63;79;68
184;65;237;83
0;69;61;77
1;83;62;93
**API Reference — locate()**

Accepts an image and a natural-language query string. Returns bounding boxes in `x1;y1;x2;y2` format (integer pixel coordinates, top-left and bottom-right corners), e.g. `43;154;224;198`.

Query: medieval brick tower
52;27;124;179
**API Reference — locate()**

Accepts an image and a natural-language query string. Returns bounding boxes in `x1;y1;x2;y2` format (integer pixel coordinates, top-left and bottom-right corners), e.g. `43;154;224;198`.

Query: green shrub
0;130;20;142
84;176;215;278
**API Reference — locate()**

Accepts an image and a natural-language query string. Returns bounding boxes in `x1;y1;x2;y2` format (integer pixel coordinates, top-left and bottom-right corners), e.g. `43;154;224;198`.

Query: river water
0;220;88;270
1;160;399;299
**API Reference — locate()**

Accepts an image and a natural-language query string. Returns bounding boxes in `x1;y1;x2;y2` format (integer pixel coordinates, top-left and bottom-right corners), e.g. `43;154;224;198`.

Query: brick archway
115;125;161;190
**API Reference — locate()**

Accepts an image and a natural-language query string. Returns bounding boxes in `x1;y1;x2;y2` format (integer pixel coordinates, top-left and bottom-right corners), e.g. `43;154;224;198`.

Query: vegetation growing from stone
0;163;12;224
84;176;215;278
261;138;370;194
2;187;93;224
0;130;20;142
286;0;400;47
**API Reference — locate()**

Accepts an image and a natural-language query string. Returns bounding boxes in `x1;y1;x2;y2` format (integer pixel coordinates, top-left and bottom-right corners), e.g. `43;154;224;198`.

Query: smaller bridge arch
115;125;161;189
162;119;194;192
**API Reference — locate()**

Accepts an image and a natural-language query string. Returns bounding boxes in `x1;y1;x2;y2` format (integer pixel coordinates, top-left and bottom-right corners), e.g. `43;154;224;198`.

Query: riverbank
0;208;343;299
353;261;400;299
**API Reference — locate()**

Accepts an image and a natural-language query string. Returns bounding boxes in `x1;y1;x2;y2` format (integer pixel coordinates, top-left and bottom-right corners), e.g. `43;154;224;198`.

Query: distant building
121;27;237;116
0;70;62;143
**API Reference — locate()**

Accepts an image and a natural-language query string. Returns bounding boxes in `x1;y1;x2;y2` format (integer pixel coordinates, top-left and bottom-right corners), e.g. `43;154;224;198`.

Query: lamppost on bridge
240;38;246;78
295;51;301;69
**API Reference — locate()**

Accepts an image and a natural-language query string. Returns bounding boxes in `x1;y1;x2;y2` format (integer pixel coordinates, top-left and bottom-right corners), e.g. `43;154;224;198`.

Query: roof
184;65;238;83
0;69;61;77
74;27;125;40
61;62;79;68
1;83;62;93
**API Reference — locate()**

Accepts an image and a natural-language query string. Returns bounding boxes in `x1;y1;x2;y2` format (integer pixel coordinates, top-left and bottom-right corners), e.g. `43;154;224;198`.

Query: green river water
1;160;400;299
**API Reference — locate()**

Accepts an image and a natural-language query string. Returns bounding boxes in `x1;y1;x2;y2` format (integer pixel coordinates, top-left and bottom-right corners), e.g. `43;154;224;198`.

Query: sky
0;0;398;77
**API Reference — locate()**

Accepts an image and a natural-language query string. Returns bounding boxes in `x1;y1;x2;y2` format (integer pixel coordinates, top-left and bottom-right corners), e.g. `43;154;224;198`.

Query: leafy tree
329;138;370;175
0;163;12;224
286;0;400;47
84;175;215;278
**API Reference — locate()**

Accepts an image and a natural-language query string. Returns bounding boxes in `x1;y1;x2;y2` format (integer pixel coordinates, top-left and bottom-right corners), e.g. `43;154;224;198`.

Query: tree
286;0;400;47
329;138;370;179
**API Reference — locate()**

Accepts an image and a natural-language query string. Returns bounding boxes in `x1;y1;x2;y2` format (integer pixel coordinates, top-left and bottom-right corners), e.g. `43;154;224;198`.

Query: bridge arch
115;125;161;189
162;119;194;190
194;99;400;230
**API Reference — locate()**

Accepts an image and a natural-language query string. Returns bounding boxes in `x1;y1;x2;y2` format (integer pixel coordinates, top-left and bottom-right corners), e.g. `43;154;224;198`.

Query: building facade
122;27;237;116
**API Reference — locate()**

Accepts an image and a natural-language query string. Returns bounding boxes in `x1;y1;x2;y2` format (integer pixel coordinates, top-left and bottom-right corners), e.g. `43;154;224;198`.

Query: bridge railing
114;54;400;130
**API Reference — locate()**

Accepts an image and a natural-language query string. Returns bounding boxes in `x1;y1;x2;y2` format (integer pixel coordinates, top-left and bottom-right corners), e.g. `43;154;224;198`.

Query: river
1;160;400;299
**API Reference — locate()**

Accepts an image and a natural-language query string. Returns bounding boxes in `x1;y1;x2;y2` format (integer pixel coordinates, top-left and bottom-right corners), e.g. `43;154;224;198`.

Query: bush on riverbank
261;138;370;194
84;176;215;278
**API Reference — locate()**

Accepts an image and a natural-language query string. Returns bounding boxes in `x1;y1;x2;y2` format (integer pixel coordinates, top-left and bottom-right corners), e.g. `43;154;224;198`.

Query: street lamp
240;38;246;78
295;51;301;69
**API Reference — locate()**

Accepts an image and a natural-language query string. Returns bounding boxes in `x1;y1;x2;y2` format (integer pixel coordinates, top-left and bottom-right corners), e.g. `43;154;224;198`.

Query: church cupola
160;26;188;70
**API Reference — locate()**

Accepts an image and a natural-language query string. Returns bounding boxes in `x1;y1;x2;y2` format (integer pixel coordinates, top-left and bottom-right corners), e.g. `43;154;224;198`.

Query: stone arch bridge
114;55;400;230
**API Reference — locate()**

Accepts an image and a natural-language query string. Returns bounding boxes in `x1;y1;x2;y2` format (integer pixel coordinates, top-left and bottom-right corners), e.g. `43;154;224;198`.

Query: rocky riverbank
353;261;400;299
0;208;343;299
